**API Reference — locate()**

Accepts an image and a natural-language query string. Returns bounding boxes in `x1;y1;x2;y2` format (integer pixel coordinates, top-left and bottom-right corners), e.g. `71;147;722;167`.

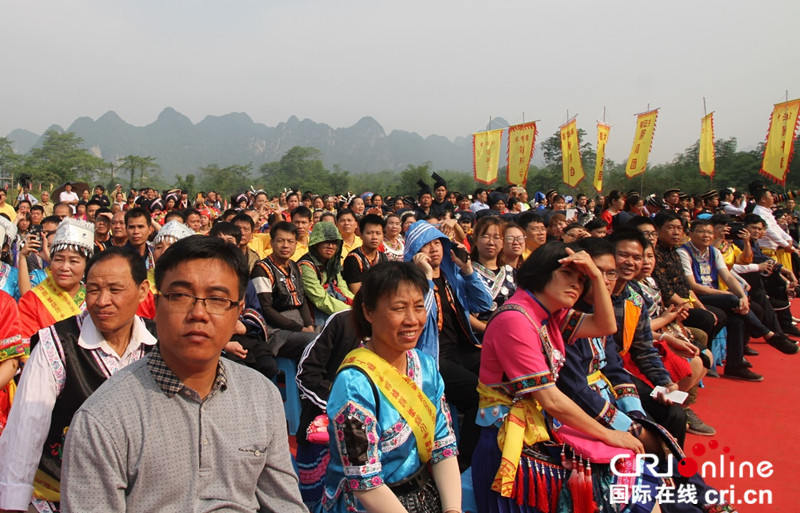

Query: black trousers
439;347;481;470
631;375;687;447
683;305;725;341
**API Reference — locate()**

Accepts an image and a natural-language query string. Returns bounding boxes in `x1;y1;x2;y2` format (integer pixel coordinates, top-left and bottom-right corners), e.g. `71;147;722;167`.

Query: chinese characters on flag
760;99;800;184
506;122;537;185
699;112;716;178
594;123;611;192
473;129;504;184
560;118;584;187
625;109;659;178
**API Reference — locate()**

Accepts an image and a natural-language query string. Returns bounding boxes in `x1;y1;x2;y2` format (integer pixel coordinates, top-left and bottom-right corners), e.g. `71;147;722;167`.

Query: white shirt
0;313;156;510
677;242;728;287
722;201;745;217
59;191;79;213
753;204;793;250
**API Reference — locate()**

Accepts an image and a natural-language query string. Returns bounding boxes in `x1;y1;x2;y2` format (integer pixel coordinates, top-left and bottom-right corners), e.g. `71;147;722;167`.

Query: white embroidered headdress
51;218;95;259
153;220;194;246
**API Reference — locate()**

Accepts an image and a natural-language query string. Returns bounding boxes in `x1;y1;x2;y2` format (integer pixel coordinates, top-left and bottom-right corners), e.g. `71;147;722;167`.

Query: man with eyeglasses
61;236;306;512
606;229;689;445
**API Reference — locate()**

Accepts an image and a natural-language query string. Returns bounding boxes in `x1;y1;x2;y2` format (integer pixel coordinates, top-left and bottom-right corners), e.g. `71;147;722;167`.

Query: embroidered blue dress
317;348;458;512
0;263;19;300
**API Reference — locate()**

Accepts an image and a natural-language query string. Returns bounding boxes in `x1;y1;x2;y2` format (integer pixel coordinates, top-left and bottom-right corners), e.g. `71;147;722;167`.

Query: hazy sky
2;0;798;165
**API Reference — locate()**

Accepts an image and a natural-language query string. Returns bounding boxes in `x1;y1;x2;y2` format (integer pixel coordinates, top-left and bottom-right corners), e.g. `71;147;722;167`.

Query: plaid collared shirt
146;345;227;402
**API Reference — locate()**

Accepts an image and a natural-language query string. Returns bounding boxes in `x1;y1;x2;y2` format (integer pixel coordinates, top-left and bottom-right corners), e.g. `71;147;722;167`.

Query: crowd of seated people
2;174;799;512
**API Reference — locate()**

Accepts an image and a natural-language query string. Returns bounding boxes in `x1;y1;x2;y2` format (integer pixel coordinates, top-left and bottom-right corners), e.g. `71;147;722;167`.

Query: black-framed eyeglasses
157;291;239;315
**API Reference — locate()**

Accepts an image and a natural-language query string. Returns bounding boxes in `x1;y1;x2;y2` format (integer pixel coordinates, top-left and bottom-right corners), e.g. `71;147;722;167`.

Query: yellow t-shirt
341;235;362;264
0;203;16;222
249;233;271;259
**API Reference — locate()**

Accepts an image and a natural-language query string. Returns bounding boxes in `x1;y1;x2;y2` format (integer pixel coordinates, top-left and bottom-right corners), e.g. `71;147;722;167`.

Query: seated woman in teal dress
316;261;461;513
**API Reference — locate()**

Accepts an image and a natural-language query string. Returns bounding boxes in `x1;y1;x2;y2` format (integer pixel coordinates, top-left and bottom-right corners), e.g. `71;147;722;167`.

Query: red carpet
686;301;800;512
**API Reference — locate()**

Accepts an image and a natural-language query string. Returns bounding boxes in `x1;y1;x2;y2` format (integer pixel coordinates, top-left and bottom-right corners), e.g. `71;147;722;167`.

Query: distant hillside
5;109;546;180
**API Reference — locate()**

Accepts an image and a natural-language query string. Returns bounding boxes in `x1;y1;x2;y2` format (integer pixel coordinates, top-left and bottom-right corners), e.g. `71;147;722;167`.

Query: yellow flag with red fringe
699;113;716;178
625;109;659;178
594;123;610;192
506;122;537;186
560;118;584;188
473;129;504;185
760;99;800;184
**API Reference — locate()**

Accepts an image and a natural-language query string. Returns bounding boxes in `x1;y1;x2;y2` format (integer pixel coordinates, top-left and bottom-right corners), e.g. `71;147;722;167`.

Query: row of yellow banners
472;99;800;190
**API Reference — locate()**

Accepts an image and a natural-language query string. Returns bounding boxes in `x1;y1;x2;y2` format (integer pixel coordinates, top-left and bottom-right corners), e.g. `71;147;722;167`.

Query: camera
727;222;745;240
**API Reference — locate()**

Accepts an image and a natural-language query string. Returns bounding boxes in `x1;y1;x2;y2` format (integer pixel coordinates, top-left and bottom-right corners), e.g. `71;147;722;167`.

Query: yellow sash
33;469;60;502
147;267;157;294
32;274;85;322
587;370;615;395
338;347;436;463
477;381;550;497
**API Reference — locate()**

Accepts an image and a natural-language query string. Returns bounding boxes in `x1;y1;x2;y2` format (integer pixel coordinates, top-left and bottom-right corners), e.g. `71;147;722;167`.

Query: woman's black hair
470;216;506;261
155;235;249;299
517;241;582;293
351;261;430;339
86;246;147;286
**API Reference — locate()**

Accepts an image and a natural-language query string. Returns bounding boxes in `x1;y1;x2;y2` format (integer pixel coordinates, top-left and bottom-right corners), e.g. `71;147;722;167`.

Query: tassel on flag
473;129;504;185
594;123;610;192
760;99;800;184
699;112;716;178
560;117;585;188
507;122;537;186
625;109;659;179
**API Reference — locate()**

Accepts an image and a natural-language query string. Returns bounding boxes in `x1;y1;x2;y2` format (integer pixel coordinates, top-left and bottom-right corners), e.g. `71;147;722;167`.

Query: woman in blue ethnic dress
316;262;461;513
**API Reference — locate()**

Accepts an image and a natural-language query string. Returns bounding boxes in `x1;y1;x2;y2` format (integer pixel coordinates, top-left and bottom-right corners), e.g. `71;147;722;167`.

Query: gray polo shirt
61;347;307;513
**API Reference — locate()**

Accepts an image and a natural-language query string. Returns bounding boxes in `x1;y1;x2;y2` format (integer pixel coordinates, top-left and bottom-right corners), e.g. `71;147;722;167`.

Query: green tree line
1;129;799;202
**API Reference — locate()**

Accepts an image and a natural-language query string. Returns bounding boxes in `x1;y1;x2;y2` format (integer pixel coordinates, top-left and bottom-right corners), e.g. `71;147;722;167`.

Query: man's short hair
165;210;186;223
608;228;650;250
709;214;731;227
86;199;102;209
31;205;45;214
743;214;765;227
94;184;106;192
231;213;255;229
517;211;545;230
624;215;656;230
336;208;356;222
290;206;312;221
753;189;771;203
42;215;61;226
358;214;385;233
689;218;714;232
270;221;299;240
86;246;147;285
585;218;608;231
124;207;149;226
16;199;31;210
209;222;243;245
183;208;201;218
576;237;615;258
155;235;249;299
652;210;681;228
